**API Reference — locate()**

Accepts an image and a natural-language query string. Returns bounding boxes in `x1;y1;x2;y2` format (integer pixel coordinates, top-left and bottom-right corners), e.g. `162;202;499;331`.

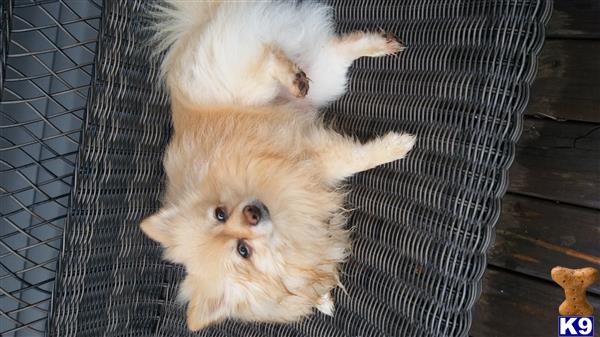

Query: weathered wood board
489;193;600;294
547;0;600;38
527;40;600;123
508;118;600;209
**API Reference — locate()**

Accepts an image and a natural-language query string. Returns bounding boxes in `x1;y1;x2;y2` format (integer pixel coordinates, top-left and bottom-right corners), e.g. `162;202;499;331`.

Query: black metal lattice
1;1;551;337
0;1;101;335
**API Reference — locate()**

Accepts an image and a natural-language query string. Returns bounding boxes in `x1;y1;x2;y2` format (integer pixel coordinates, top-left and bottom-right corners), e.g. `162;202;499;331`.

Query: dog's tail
147;1;222;81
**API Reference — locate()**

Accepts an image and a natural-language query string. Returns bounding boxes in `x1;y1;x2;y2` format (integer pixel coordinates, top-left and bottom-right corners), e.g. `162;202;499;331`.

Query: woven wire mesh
0;0;101;336
48;1;171;336
1;0;551;337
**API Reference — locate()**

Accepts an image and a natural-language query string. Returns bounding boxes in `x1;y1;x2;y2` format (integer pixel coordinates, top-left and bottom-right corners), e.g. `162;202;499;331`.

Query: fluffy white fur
141;0;414;331
150;1;404;108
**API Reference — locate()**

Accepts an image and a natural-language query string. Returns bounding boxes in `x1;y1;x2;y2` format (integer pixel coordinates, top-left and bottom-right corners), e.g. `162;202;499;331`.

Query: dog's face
140;155;348;330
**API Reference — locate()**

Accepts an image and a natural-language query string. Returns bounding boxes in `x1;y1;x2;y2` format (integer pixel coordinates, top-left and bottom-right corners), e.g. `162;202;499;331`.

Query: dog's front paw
378;132;416;161
292;69;309;98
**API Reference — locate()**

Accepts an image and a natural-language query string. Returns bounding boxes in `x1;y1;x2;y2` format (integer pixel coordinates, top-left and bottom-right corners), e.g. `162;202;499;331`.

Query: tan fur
141;93;414;330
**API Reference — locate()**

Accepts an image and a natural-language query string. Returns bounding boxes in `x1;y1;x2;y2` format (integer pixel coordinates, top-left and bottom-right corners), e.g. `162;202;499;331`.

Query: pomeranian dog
140;0;415;331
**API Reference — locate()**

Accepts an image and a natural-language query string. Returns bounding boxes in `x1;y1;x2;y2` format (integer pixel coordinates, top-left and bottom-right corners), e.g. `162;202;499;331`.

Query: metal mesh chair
1;1;551;336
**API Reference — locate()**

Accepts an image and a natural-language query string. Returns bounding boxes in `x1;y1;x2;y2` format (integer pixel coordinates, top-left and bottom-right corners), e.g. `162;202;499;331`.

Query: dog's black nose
243;201;269;225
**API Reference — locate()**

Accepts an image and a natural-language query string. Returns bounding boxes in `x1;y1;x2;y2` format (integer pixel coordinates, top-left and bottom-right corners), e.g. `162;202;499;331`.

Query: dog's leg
332;30;405;61
315;132;415;183
306;31;404;107
264;45;310;98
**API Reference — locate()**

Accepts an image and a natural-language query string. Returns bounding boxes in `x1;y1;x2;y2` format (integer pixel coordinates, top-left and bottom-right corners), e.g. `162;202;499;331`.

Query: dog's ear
316;292;334;316
139;207;179;247
186;297;227;331
181;276;227;331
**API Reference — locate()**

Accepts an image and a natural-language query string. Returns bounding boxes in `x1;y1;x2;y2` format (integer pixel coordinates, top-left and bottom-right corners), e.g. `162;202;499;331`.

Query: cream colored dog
141;0;415;331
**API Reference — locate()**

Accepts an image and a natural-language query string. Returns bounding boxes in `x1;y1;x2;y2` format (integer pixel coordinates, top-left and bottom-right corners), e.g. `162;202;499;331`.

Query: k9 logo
559;316;594;336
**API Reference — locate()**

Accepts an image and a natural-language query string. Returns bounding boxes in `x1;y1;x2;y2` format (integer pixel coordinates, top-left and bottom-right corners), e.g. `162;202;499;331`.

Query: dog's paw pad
292;70;309;98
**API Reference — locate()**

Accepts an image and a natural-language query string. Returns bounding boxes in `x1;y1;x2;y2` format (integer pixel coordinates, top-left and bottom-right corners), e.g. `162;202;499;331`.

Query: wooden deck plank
489;193;600;294
471;267;600;337
508;118;600;209
547;0;600;39
527;40;600;123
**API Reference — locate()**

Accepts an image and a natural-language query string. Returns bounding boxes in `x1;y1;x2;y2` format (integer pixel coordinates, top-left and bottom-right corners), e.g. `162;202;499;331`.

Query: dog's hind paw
292;70;309;98
380;31;406;55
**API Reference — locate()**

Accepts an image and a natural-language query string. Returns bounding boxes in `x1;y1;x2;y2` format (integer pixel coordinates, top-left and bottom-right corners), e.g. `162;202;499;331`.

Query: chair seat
0;1;551;336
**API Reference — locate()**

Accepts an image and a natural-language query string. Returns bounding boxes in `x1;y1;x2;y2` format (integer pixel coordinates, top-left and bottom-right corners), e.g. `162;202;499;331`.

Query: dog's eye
215;207;227;222
237;239;251;259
